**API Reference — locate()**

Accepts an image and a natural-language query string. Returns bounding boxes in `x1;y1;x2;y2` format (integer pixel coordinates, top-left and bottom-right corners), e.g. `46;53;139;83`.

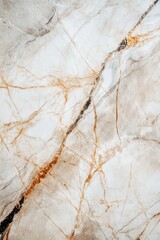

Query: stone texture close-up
0;0;160;239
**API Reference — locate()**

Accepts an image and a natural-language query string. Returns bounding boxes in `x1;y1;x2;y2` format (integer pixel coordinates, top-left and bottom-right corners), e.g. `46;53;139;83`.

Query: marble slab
0;0;160;239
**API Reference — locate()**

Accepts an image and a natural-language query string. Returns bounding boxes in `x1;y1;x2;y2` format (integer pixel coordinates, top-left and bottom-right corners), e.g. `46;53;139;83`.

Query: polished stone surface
0;0;160;239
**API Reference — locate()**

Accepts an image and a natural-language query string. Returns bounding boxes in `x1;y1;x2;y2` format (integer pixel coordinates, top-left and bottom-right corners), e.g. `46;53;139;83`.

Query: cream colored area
0;0;160;239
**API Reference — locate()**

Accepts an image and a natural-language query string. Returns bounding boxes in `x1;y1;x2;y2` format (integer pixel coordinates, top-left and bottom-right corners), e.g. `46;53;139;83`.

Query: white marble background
0;0;160;239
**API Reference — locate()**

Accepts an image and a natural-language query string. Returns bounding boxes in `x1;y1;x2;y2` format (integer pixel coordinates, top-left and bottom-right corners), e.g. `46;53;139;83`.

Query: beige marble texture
0;0;160;239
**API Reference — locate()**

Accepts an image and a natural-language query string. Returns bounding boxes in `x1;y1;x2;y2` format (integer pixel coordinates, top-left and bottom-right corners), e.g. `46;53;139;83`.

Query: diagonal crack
0;197;24;236
0;0;159;237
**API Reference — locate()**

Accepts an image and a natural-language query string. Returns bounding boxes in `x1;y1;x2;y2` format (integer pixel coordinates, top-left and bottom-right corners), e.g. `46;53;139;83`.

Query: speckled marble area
0;0;160;239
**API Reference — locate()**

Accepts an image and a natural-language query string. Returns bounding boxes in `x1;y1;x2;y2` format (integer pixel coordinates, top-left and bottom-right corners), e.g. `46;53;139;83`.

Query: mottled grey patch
73;220;100;240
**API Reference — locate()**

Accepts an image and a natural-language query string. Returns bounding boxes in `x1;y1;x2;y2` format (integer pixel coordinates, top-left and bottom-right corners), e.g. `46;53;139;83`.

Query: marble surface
0;0;160;239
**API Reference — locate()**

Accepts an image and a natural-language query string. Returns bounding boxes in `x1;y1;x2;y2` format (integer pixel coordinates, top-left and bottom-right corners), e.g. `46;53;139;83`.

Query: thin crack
45;8;56;25
131;0;159;33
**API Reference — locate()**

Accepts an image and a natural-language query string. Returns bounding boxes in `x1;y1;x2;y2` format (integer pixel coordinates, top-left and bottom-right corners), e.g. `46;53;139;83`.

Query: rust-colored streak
25;140;65;197
127;35;139;47
6;223;11;240
11;128;24;144
127;32;154;48
69;230;75;239
136;212;160;239
151;212;160;219
93;103;98;164
116;78;121;141
85;173;92;185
